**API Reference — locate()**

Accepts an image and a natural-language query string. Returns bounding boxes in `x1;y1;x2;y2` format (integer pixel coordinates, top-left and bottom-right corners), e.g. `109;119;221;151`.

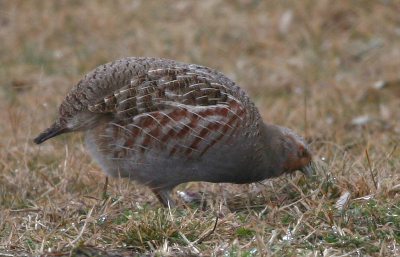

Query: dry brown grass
1;0;400;256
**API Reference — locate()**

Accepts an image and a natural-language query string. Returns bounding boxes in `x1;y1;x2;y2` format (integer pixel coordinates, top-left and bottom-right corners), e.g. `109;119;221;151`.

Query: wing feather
88;66;249;159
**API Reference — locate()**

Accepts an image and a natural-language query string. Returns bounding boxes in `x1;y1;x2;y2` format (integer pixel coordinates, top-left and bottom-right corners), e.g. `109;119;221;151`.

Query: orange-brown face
282;134;313;176
297;145;312;169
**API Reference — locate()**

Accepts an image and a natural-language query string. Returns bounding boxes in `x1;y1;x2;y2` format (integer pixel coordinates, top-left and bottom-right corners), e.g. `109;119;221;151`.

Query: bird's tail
33;119;67;144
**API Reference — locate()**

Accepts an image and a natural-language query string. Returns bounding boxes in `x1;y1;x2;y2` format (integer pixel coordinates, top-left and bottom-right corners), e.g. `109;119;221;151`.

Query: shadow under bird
34;57;313;207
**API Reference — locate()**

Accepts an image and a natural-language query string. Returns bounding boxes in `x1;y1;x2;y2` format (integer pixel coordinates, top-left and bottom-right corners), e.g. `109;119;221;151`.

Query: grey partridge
34;57;313;207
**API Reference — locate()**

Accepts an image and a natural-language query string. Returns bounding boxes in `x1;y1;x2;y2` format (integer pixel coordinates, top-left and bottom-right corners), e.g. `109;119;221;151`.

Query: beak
301;162;314;177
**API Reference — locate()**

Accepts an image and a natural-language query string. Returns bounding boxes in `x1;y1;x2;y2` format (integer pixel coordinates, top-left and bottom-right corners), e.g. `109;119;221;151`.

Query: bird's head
278;126;313;177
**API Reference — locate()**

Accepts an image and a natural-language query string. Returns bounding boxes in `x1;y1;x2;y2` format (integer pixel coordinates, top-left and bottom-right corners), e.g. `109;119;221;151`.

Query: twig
9;208;41;213
304;91;308;138
194;214;219;244
103;176;109;194
70;204;95;245
178;231;200;254
365;149;377;190
385;140;399;162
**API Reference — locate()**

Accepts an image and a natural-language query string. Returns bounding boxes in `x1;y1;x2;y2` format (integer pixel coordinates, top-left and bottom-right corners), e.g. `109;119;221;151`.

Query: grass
1;0;400;256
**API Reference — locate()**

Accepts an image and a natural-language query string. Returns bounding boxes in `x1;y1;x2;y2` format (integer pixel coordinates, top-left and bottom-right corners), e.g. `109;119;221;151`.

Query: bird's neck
256;123;289;178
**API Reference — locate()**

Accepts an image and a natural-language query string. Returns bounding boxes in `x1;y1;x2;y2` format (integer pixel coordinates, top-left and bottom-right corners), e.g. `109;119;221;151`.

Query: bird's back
59;57;258;120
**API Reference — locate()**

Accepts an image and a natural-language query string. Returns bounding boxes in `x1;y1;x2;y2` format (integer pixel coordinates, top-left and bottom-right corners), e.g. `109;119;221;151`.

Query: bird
34;57;313;207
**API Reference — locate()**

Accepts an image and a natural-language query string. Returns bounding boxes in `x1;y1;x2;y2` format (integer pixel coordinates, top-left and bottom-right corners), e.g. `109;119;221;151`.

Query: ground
1;0;400;256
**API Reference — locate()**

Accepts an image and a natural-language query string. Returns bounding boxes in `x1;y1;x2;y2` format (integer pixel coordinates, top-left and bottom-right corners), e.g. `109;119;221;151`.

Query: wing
88;66;251;159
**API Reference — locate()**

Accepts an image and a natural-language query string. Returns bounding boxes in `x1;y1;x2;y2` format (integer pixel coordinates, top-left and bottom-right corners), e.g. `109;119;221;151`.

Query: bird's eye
298;149;305;158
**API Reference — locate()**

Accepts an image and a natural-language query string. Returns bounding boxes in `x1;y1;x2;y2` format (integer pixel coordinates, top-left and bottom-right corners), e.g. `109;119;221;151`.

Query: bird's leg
151;188;175;208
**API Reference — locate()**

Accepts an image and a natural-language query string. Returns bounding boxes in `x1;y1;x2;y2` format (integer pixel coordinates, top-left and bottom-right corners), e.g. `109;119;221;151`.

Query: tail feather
34;120;67;144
